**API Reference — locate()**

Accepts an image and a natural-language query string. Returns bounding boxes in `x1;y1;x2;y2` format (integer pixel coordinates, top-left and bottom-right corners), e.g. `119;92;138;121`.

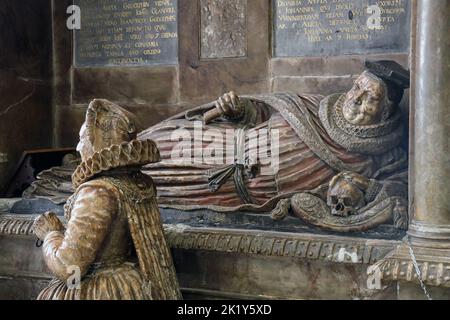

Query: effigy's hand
33;211;65;240
204;91;246;124
216;91;245;120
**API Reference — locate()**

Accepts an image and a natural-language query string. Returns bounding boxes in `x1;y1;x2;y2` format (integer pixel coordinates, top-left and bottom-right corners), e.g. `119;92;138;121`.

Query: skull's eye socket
343;198;353;207
331;196;339;205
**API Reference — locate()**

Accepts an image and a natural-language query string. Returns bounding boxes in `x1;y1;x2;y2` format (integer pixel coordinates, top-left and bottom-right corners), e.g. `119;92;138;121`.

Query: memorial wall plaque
273;0;411;57
74;0;178;67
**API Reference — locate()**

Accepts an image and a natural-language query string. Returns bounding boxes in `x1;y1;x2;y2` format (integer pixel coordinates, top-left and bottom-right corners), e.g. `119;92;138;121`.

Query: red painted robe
139;93;406;212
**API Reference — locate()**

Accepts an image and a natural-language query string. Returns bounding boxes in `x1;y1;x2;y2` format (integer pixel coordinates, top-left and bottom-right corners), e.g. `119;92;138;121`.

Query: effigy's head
342;61;409;126
342;71;398;126
77;99;139;161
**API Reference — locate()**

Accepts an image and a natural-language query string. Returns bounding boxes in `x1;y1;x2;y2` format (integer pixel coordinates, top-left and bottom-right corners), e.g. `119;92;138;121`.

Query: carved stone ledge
371;242;450;288
0;214;398;265
164;225;398;264
0;198;21;214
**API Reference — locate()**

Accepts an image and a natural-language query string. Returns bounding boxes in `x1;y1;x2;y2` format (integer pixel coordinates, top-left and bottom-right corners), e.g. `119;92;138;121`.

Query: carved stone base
1;212;401;300
5;211;450;300
371;239;450;290
408;223;450;249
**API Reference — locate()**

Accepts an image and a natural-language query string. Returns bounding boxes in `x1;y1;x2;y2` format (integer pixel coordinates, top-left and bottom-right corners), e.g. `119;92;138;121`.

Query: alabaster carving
32;99;181;300
139;60;410;232
23;154;79;204
327;172;372;217
26;61;410;233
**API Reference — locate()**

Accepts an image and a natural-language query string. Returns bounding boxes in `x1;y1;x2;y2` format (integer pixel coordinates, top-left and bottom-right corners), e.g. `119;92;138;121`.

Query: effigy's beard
342;101;383;126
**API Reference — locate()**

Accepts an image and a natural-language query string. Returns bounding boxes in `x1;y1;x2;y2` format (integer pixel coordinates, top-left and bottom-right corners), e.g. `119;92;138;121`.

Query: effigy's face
76;123;94;162
342;72;387;126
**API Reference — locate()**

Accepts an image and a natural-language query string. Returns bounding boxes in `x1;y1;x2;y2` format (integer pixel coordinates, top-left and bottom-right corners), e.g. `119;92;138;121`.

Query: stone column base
371;238;450;293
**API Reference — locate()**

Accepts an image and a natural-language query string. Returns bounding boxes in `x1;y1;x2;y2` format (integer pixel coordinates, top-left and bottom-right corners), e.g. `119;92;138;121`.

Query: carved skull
327;173;367;217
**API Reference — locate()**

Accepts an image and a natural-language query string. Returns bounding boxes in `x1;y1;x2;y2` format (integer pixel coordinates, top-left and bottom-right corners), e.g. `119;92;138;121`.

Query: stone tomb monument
2;0;450;300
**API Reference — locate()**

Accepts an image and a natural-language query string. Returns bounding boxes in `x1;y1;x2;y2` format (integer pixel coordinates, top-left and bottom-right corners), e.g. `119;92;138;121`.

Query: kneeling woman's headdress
72;99;160;189
84;99;140;152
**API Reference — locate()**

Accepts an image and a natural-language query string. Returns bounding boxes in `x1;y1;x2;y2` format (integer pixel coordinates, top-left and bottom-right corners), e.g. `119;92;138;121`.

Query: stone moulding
0;214;36;236
0;213;396;265
5;213;450;290
371;244;450;289
163;225;398;265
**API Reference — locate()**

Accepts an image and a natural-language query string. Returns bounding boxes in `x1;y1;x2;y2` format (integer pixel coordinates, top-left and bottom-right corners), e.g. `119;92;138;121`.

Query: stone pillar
409;0;450;246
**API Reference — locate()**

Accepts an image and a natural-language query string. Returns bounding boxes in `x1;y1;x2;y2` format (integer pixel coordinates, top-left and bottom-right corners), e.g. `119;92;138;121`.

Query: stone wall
0;0;415;191
0;0;53;194
51;0;414;148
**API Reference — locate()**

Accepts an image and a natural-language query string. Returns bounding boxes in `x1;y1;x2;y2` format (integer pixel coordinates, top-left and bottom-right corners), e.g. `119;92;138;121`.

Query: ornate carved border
372;244;450;288
164;225;397;264
0;214;36;236
378;259;450;287
0;214;397;264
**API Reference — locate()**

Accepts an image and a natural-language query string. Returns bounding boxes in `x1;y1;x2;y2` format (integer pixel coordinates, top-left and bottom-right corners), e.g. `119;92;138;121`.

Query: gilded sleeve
41;182;118;281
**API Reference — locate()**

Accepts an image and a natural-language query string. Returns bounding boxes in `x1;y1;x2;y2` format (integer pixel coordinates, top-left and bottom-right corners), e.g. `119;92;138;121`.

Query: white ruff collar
72;139;160;188
319;94;404;155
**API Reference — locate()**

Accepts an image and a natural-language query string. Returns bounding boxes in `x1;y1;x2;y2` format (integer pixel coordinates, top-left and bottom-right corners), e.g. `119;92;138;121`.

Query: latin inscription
74;0;178;67
273;0;411;57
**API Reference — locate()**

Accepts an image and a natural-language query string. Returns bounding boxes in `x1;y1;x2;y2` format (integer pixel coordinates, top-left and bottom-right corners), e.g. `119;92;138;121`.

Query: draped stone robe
139;93;407;213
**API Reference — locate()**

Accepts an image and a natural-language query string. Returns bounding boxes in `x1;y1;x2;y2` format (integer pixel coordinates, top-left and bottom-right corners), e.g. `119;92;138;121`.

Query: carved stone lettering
273;0;411;57
74;0;178;67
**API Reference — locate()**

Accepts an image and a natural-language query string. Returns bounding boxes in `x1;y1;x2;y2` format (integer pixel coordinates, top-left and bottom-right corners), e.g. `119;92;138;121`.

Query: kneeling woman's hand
33;211;65;240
